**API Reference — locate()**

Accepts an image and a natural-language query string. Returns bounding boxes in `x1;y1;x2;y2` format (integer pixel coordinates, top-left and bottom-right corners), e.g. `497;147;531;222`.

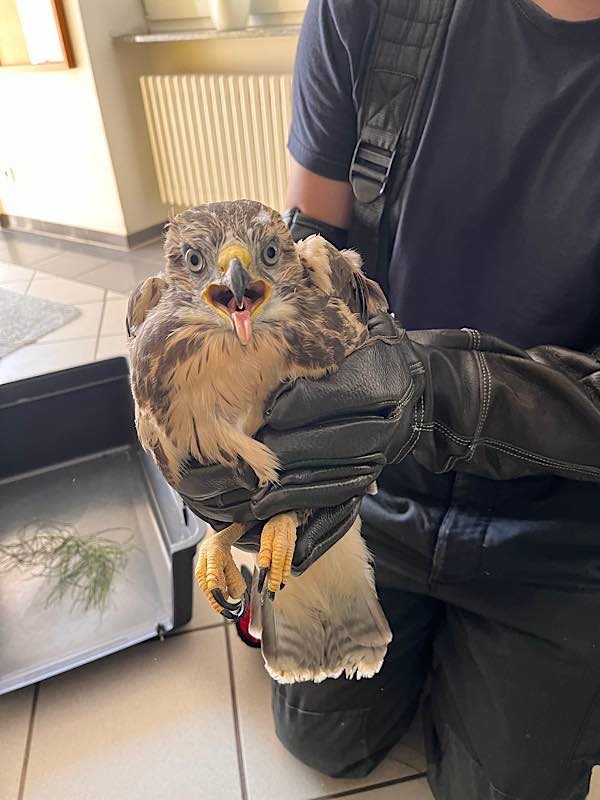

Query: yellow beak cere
217;243;252;273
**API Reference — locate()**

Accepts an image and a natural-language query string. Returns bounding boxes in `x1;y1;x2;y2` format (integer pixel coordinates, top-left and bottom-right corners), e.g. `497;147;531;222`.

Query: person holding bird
128;1;600;798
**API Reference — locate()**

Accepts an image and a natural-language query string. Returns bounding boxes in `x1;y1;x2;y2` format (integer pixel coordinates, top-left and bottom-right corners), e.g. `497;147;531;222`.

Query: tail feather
249;517;392;684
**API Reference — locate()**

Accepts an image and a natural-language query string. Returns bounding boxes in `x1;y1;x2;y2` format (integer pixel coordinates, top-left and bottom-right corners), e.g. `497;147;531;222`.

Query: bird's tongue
231;309;252;345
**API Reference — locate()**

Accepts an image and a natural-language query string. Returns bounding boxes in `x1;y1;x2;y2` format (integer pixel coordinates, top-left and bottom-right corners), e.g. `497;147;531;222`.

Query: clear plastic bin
0;358;204;695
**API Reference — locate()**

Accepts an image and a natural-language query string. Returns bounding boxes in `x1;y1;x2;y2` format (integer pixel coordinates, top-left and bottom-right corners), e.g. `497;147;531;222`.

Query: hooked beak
223;257;251;309
203;245;271;346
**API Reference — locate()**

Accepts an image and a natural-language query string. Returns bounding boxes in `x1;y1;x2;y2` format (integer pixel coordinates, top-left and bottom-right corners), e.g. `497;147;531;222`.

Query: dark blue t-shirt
289;0;600;350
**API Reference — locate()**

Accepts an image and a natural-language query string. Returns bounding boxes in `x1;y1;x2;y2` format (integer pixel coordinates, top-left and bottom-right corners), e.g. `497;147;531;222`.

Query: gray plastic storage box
0;357;205;695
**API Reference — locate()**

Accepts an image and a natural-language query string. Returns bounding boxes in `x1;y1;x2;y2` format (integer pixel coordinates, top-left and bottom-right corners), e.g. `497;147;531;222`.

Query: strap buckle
350;140;396;204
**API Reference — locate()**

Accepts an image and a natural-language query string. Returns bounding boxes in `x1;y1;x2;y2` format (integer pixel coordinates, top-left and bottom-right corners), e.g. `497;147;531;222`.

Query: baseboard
0;214;167;251
126;222;167;249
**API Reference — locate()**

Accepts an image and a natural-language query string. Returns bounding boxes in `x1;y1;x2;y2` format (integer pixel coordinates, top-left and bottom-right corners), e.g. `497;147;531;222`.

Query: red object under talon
235;601;261;648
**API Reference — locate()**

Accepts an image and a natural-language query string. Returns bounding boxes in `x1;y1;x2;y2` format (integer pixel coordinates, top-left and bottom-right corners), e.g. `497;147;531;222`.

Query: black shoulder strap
348;0;456;289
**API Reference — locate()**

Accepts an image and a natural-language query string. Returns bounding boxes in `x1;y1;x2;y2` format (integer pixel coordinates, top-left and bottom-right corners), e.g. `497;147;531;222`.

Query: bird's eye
261;240;280;266
184;248;203;272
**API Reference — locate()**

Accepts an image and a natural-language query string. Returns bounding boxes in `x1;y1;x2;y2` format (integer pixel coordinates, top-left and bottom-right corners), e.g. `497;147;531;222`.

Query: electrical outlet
0;167;16;183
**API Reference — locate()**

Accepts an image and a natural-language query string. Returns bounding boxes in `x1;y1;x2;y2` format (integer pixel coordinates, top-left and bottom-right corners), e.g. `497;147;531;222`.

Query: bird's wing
126;275;176;476
295;235;388;323
126;275;168;338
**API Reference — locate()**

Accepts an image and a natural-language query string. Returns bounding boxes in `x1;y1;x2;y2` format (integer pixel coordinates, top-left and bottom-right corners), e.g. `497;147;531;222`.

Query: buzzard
127;200;392;682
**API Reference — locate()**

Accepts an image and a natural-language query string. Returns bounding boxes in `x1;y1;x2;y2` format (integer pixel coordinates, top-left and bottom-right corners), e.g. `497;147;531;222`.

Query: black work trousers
272;459;600;800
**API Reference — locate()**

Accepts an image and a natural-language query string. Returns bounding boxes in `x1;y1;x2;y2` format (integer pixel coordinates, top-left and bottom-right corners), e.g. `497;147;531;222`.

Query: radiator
140;73;293;211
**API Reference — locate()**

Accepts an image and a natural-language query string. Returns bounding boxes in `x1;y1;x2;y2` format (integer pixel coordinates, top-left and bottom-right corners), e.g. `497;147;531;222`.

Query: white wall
0;0;299;240
0;0;127;235
77;0;166;236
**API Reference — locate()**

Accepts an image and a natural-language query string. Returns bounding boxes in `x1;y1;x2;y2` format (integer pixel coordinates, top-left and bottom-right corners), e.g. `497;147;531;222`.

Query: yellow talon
257;512;298;595
195;524;247;615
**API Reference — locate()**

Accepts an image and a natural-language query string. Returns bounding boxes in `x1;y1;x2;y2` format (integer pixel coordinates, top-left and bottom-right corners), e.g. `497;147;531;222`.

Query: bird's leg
257;512;299;600
195;523;248;619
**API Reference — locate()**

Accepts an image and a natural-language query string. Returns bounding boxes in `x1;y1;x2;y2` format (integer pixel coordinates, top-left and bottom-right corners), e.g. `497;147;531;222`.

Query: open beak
204;247;271;346
223;258;251;309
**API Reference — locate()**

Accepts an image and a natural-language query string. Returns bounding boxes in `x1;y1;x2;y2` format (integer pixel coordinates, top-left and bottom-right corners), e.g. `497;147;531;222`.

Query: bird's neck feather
170;326;290;437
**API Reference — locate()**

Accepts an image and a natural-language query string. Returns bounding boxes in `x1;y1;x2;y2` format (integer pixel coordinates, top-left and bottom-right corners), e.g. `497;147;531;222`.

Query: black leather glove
408;329;600;483
180;321;600;575
177;314;426;573
282;207;349;251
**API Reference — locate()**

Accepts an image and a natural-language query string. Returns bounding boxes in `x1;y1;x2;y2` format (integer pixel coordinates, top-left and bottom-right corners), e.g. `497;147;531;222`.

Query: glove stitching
266;457;385;474
466;327;481;351
419;421;469;446
479;349;492;424
419;420;600;480
466;347;491;463
385;368;420;421
463;327;475;349
482;439;600;480
409;362;426;374
396;395;425;461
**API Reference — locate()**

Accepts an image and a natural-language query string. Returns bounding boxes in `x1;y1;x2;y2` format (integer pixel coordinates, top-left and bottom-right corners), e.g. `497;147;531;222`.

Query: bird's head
164;200;300;345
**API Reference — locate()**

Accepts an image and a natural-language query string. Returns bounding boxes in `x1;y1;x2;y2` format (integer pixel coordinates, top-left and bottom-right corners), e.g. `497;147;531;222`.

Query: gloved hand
177;314;426;573
180;319;600;575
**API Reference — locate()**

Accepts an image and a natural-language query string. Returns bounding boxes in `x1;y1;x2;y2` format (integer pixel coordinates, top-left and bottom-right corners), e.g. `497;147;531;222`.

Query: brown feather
295;235;388;322
126;275;167;337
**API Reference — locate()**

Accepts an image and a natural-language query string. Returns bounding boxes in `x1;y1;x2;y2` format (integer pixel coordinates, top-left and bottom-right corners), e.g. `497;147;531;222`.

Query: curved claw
257;513;297;598
212;587;244;614
257;567;268;594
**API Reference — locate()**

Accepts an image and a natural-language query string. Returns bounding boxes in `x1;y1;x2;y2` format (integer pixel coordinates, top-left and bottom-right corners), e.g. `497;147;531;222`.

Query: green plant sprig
0;522;134;612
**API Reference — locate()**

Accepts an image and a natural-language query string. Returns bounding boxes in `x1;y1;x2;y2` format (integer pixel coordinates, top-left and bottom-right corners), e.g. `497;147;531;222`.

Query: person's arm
407;329;600;483
280;0;372;247
282;159;354;249
285;156;353;227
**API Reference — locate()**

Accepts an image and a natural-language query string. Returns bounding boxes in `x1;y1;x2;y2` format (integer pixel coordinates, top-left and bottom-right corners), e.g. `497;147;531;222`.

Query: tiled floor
1;229;598;800
0;230;160;382
0;574;432;800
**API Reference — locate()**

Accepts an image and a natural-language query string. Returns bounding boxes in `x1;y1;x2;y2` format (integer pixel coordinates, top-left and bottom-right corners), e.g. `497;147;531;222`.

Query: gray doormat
0;287;81;359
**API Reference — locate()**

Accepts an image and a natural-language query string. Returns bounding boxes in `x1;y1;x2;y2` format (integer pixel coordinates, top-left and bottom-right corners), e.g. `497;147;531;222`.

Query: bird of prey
127;200;392;683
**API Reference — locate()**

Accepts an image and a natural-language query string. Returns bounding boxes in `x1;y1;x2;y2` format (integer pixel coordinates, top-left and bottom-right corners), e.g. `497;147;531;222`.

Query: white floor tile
229;626;423;800
0;339;96;383
129;241;165;264
35;250;111;280
101;297;129;337
0;261;34;282
107;290;127;299
0;238;59;267
0;686;34;800
23;629;242;800
78;260;159;293
96;334;129;360
27;275;104;305
0;279;31;294
38;302;104;343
